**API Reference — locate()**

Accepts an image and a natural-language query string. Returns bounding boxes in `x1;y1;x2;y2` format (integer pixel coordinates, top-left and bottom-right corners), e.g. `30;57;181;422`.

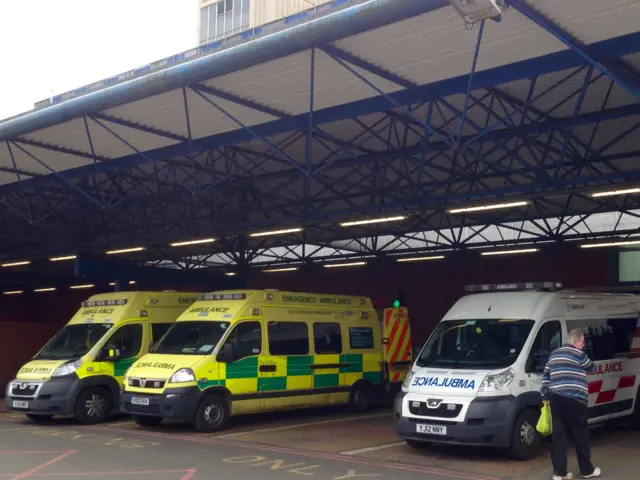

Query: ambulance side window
528;321;561;370
569;318;637;361
108;324;143;360
313;323;342;354
223;322;262;361
268;322;309;356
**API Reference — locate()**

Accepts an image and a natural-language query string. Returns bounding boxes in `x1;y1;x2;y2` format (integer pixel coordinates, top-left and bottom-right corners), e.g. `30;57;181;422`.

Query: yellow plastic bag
536;402;552;437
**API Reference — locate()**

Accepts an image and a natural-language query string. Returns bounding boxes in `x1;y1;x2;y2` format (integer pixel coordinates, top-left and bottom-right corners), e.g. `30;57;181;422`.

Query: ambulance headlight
479;368;514;392
169;368;195;383
51;359;83;377
402;370;415;390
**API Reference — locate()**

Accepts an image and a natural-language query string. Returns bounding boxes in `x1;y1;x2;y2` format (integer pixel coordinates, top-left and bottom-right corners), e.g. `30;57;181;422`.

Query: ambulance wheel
75;387;112;425
193;394;229;433
349;382;373;413
134;415;163;427
25;414;54;423
508;409;541;461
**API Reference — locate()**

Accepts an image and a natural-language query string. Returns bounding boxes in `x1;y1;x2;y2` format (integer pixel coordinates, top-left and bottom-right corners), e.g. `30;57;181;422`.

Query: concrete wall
250;0;333;27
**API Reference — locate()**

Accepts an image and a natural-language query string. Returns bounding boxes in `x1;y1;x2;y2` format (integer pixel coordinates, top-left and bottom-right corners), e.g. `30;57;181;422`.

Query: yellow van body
4;291;197;424
120;290;412;432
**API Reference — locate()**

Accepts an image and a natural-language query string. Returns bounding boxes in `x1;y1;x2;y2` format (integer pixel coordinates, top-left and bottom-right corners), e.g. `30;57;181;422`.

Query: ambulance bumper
394;391;515;447
120;387;200;419
4;376;79;416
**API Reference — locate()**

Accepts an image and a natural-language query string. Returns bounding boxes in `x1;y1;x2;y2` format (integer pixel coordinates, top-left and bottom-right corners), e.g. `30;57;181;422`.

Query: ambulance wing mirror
218;344;235;363
100;345;121;362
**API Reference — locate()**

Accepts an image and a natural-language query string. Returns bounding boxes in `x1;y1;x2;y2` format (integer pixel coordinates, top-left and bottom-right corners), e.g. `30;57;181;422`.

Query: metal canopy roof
0;0;639;271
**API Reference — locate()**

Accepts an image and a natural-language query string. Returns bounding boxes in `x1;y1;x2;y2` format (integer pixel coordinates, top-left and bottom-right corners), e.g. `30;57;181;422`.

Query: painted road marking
107;421;137;427
86;425;502;480
339;442;406;455
10;450;76;480
213;412;391;438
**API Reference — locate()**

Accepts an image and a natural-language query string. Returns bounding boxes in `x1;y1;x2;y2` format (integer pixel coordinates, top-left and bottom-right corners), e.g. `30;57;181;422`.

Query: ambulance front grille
128;378;166;389
409;401;462;418
124;402;160;415
10;382;41;398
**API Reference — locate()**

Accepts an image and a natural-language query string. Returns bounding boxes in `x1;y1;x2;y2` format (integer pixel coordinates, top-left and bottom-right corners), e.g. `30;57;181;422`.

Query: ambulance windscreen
416;319;535;370
35;324;114;360
152;321;230;355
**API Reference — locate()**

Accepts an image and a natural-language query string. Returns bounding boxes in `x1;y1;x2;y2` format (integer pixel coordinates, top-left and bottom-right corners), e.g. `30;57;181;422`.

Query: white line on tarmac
340;441;406;455
107;421;137;427
212;411;391;438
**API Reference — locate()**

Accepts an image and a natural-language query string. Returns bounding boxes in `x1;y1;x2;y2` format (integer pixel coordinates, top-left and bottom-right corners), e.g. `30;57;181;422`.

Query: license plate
131;397;150;406
12;401;29;409
416;424;447;435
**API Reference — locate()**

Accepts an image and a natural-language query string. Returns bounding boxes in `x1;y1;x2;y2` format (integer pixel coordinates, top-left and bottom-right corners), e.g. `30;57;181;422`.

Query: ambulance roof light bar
198;292;247;301
82;299;128;307
464;282;563;293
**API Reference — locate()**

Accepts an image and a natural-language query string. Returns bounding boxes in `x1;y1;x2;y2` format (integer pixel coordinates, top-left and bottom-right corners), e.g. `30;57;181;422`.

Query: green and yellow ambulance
120;290;413;432
4;291;197;424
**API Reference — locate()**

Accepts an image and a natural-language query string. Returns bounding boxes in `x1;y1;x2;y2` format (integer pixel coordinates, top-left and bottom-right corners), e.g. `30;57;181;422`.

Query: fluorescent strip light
263;267;298;273
34;288;57;293
109;282;116;286
580;239;640;249
397;255;445;263
3;290;24;295
249;228;303;238
324;262;367;269
1;261;31;267
106;247;145;255
481;248;539;256
591;187;640;198
448;201;528;214
225;272;237;276
70;284;95;290
170;238;216;247
49;255;76;262
340;215;407;227
129;280;137;285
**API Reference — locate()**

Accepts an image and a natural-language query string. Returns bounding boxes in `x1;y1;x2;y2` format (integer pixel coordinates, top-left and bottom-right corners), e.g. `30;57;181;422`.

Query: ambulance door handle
259;365;277;373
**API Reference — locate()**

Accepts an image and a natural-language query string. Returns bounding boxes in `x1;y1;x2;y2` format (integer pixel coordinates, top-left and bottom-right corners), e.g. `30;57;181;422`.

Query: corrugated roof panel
0;143;92;175
86;118;179;160
206;52;311;115
184;87;277;140
21;118;92;155
334;8;566;87
531;0;640;45
0;171;19;186
102;89;189;138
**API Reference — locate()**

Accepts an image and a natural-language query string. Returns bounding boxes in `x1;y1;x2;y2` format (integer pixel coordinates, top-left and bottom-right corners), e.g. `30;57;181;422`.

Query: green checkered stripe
198;353;381;392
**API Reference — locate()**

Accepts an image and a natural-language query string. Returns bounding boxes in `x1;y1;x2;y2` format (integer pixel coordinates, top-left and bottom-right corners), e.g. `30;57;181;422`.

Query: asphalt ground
0;405;638;480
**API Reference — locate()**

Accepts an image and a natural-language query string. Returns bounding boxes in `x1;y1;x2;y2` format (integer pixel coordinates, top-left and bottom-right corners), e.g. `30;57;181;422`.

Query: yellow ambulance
4;291;197;424
120;290;412;432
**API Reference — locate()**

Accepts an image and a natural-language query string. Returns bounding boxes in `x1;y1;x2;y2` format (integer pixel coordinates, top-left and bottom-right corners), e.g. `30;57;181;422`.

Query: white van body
394;284;640;460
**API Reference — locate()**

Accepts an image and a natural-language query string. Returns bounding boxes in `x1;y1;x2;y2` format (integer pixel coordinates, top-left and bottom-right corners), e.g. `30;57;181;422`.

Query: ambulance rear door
381;307;413;387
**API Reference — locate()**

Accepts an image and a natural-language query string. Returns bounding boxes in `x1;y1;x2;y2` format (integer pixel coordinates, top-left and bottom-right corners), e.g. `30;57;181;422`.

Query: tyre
25;414;54;423
134;415;163;427
508;409;541;461
74;387;113;425
349;382;373;413
193;394;229;433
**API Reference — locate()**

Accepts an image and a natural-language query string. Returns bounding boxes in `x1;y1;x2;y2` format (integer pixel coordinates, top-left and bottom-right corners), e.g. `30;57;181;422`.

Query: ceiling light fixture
324;262;367;269
70;284;95;290
448;201;528;214
590;187;640;198
396;255;445;263
169;238;216;247
249;228;303;238
3;290;24;295
263;267;298;273
1;260;31;268
34;288;57;293
49;255;76;262
340;215;407;227
481;248;539;256
580;239;640;249
106;247;145;255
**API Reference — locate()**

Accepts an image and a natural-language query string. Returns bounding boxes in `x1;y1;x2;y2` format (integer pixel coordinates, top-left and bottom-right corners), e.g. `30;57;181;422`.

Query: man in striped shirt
540;329;601;480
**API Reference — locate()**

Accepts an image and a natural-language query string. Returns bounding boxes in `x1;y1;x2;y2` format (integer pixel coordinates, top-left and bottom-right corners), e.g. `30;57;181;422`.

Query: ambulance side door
526;320;563;393
99;322;147;385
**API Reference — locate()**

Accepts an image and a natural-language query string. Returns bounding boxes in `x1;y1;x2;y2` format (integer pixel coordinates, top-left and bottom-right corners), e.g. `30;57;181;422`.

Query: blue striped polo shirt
540;344;596;405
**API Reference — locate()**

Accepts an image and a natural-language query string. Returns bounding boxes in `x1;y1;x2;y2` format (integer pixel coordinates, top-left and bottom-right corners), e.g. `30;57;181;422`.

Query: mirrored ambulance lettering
411;376;476;389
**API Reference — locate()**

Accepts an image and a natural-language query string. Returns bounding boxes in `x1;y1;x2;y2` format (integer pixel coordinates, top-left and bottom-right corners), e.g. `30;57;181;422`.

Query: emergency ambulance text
411;376;476;389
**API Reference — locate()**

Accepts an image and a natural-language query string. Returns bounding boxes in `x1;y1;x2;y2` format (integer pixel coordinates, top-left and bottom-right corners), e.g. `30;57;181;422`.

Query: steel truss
1;4;639;272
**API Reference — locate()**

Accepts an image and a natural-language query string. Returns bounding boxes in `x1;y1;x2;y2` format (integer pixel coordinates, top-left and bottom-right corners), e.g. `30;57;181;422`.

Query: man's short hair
566;329;585;344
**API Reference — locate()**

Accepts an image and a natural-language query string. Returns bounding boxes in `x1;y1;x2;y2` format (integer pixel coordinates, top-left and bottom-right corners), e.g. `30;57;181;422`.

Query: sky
0;0;197;121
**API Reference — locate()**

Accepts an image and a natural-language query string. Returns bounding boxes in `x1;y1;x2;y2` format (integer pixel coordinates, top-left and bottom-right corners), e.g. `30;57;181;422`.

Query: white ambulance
395;282;640;460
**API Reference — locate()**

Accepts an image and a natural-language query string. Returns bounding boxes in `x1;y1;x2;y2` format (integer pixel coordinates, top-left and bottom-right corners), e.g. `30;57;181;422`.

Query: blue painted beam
511;0;640;101
0;0;450;141
2;31;640;196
